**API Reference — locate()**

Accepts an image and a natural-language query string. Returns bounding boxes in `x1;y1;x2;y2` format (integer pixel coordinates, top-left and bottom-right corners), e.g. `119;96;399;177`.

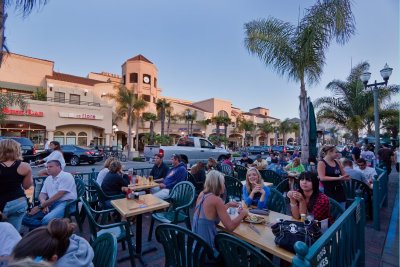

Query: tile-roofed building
126;54;153;64
45;72;105;86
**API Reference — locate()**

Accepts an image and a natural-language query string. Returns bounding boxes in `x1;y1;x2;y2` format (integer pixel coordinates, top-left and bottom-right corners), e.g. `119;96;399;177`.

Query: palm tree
221;116;232;137
166;107;177;136
155;98;171;136
238;119;255;146
104;85;147;158
0;92;26;123
142;112;157;145
211;116;227;136
278;119;292;145
314;61;399;141
244;0;355;163
0;0;49;65
258;121;274;145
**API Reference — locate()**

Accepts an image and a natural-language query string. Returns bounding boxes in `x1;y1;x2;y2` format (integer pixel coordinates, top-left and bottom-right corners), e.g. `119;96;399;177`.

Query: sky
4;0;399;120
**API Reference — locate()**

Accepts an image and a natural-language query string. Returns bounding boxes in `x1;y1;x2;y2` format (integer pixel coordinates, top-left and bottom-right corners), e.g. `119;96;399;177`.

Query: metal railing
373;167;389;230
292;197;365;267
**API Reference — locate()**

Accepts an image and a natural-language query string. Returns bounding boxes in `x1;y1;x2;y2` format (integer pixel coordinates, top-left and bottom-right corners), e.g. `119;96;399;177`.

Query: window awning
0;81;39;92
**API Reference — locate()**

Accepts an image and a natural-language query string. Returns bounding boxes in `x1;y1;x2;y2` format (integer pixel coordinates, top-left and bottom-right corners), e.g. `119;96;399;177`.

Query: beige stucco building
0;53;295;150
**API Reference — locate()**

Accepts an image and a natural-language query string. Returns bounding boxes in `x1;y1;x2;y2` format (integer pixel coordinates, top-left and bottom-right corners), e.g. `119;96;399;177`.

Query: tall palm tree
314;61;399;141
155;98;171;136
211;116;227;136
0;92;26;123
238;119;255;146
0;0;49;65
142;112;157;145
166;107;177;136
258;121;274;145
244;0;355;163
221;116;232;137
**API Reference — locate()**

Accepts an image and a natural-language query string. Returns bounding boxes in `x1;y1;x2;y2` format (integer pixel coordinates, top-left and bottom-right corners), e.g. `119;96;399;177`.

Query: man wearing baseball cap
239;153;254;167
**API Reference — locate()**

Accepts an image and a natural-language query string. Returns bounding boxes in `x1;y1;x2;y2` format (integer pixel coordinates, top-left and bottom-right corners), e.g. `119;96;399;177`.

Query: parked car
247;145;271;154
0;136;36;162
36;145;103;166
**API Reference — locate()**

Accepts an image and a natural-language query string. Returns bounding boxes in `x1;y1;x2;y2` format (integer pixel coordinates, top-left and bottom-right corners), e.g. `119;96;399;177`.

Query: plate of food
244;214;266;224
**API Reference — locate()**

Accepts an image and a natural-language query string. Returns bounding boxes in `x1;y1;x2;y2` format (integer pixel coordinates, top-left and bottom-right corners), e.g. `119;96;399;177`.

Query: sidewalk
365;167;399;267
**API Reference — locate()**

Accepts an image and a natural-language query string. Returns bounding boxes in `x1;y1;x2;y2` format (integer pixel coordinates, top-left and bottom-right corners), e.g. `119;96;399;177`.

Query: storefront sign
59;112;103;120
2;108;44;117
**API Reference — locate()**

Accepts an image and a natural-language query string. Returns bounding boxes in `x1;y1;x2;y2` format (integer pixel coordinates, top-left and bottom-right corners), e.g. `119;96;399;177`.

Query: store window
143;94;151;102
54;131;65;145
54;92;65;103
66;131;76;145
70;94;80;105
217;110;229;117
78;132;88;146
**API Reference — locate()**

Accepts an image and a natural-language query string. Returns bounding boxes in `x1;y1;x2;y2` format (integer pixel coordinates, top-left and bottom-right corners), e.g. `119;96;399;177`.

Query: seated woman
190;162;206;184
12;218;94;267
284;157;305;174
96;157;116;185
242;167;270;209
192;170;248;250
206;157;217;172
288;172;334;226
101;160;129;208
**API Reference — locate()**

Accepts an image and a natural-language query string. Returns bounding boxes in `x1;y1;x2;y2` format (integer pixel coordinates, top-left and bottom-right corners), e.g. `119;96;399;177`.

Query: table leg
134;214;158;266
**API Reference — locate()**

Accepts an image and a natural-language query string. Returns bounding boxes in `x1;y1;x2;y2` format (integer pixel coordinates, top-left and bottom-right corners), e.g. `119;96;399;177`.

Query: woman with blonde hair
242;167;270;209
192;170;248;250
0;139;33;231
96;157;116;185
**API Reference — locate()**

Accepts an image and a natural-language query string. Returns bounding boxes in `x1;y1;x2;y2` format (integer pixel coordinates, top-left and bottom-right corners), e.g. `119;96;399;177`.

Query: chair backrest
275;178;289;194
329;197;345;221
217;163;234;176
155;224;216;267
224;175;243;202
260;169;283;185
215;232;274;267
79;197;101;240
32;176;47;206
266;188;286;213
92;232;117;267
91;179;110;205
169;181;196;211
75;178;86;199
235;165;248;181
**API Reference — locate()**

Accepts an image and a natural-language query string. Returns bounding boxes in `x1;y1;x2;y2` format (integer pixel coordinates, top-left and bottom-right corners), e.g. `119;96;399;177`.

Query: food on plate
244;214;266;224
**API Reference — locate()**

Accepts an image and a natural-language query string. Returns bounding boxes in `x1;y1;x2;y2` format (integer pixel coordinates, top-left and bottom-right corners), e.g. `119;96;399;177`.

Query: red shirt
310;193;334;225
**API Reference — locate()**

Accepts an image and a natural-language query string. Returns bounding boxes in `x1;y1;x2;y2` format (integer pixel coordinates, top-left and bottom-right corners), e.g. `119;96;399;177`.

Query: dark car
0;136;36;162
36;145;103;166
247;145;271;154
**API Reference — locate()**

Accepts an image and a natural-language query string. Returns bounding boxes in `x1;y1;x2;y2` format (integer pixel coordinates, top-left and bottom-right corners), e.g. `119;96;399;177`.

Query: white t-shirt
0;222;21;256
41;171;77;201
96;168;109;185
44;150;66;170
354;166;377;181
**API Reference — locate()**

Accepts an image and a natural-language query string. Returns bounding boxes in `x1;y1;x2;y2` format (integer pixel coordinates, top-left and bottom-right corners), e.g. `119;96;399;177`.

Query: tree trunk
149;121;154;145
127;111;132;160
224;123;228;137
0;1;5;66
216;123;220;135
190;119;193;135
167;117;171;135
161;108;165;136
135;112;140;151
299;80;310;164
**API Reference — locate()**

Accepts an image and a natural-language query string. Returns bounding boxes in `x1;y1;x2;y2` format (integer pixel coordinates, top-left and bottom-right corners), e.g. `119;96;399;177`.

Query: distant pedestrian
44;138;50;150
360;146;375;167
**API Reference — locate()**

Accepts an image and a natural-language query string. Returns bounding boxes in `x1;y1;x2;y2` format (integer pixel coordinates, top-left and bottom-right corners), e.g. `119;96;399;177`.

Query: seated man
355;158;377;186
250;154;267;170
22;160;77;229
151;154;187;199
239;153;254;166
150;153;170;182
342;159;370;187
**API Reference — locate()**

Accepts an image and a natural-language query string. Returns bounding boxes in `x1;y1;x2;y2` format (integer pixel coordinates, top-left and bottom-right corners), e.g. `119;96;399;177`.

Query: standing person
95;157;116;186
150;154;170;182
342;159;370;187
378;144;394;175
22;160;77;229
37;141;65;177
395;146;400;173
317;145;350;209
192;170;248;250
13;218;94;267
190;162;206;184
242;167;270;209
361;146;376;167
354;158;377;185
151;154;187;200
222;153;234;168
351;143;361;162
0;139;33;231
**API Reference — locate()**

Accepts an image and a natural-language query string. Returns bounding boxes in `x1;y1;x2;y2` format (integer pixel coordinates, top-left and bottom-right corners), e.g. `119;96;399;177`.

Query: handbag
271;219;322;253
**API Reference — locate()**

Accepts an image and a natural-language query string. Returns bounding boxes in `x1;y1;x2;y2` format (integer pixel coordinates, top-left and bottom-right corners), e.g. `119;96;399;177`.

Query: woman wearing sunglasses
287;172;333;225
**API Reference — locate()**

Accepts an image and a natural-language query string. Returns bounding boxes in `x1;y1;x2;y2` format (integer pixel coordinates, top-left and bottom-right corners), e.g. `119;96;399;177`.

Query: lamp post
185;110;192;136
360;63;393;156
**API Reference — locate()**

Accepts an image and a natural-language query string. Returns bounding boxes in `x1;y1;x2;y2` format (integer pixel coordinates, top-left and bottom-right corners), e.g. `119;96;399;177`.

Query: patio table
217;210;295;263
241;180;274;187
111;194;169;265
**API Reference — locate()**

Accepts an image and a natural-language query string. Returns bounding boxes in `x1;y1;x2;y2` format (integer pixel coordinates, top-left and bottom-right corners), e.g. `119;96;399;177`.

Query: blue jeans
22;201;73;229
3;197;28;231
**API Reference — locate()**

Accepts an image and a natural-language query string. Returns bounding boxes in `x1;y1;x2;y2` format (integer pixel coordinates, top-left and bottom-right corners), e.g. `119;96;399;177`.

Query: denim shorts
3;197;28;231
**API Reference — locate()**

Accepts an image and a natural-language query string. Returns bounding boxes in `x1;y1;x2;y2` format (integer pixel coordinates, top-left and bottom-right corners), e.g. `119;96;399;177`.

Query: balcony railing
1;93;101;107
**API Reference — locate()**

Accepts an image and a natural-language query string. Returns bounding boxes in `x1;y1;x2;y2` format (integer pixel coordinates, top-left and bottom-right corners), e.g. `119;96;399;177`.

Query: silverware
248;223;261;235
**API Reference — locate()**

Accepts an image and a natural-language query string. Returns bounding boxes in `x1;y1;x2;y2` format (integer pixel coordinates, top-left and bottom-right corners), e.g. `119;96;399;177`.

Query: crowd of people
0;136;398;266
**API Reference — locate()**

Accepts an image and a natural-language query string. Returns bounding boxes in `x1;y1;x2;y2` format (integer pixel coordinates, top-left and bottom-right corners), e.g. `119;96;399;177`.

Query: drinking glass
149;176;154;184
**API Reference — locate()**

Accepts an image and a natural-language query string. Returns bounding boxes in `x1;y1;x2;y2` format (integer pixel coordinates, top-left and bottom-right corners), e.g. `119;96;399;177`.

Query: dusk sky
5;0;399;120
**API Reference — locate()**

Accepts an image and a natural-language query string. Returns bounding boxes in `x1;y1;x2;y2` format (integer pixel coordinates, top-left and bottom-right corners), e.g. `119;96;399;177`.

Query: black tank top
321;159;346;203
0;160;26;211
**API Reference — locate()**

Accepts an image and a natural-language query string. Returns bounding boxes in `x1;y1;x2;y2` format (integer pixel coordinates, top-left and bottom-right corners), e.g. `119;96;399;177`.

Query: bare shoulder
18;161;32;174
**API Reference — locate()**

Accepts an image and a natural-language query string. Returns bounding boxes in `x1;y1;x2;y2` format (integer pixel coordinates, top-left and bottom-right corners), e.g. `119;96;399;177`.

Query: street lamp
112;124;118;142
360;63;393;155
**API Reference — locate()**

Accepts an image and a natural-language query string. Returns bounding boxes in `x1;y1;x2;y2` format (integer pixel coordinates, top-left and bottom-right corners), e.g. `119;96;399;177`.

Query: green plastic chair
343;178;372;218
64;178;86;232
215;232;274;267
260;169;283;185
32;176;47;207
224;175;243;203
217;163;234;176
266;188;286;214
148;181;195;241
329;197;345;221
91;178;125;209
275;178;289;194
80;197;136;267
156;224;217;267
235;165;248;181
92;232;117;267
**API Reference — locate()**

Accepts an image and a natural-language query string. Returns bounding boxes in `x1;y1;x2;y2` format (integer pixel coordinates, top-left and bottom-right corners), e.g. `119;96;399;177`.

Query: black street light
360;63;393;155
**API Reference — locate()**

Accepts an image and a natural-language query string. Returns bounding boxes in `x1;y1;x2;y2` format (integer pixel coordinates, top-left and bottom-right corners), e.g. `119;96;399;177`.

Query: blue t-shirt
242;184;270;209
